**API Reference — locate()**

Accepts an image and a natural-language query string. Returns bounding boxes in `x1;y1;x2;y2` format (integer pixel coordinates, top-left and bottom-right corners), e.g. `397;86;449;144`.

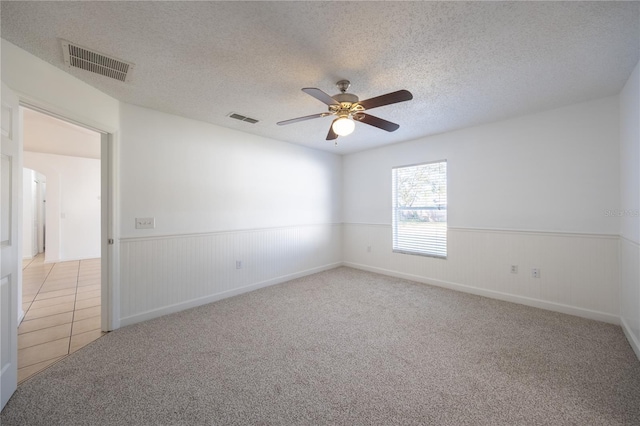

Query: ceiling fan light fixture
332;116;355;136
278;81;412;141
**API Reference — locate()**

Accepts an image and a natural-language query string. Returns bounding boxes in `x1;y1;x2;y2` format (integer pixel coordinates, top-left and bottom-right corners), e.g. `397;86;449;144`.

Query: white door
1;83;21;410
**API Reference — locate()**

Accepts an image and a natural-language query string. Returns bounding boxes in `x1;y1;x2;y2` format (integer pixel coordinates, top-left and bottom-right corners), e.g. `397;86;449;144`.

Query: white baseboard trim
621;317;640;361
44;255;101;264
120;262;342;327
343;262;620;325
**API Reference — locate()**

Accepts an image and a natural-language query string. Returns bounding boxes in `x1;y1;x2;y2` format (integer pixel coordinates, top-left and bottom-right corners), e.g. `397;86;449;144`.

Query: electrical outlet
531;268;540;278
135;217;155;229
510;265;518;274
236;260;242;269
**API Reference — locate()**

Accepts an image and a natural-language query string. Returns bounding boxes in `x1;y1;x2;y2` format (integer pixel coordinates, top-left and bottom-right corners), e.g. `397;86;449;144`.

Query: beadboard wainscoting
620;237;640;359
120;224;342;325
343;224;620;323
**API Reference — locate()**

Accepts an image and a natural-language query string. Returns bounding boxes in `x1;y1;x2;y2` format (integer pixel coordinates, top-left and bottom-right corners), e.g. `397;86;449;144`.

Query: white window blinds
392;160;447;258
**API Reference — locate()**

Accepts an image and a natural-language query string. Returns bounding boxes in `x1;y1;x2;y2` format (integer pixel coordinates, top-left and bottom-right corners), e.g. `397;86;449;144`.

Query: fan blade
277;112;330;126
302;88;339;106
355;113;400;132
326;119;338;140
357;90;413;110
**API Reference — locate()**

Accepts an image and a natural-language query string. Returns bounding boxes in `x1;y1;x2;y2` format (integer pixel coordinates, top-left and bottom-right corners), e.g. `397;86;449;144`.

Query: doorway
22;168;45;261
18;107;104;382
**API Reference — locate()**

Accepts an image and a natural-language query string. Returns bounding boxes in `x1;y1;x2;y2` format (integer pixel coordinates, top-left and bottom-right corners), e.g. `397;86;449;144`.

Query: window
392;160;447;258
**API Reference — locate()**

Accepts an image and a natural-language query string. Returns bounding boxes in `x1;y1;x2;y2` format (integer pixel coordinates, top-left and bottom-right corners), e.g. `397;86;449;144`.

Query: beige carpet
2;267;639;425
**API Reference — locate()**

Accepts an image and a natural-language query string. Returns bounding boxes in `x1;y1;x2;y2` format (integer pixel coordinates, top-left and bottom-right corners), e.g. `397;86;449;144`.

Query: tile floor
18;254;105;383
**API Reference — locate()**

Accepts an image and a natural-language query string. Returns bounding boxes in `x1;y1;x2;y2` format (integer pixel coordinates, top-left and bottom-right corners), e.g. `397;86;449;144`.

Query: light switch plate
135;217;155;229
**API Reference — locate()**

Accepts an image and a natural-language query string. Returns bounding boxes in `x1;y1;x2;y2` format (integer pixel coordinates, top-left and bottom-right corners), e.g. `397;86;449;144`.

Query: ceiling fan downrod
336;80;351;93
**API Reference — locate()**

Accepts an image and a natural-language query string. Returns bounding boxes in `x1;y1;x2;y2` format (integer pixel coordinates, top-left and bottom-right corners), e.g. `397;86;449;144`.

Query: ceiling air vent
61;39;134;82
228;113;259;124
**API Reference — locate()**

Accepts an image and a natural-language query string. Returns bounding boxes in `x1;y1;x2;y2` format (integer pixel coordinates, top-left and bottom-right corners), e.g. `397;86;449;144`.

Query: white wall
22;169;36;259
118;103;343;324
1;40;119;132
619;60;640;358
3;39;345;329
119;104;341;237
23;152;101;262
343;96;621;322
344;97;620;234
21;168;44;259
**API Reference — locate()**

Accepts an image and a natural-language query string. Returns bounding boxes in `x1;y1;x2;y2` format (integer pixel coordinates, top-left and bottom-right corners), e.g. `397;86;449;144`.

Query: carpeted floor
2;267;639;425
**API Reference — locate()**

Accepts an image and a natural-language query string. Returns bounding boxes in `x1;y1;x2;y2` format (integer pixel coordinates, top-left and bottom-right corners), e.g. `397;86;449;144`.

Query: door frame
2;82;21;409
19;98;119;331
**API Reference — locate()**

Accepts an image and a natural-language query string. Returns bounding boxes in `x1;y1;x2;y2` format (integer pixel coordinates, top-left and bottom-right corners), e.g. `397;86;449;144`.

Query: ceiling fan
277;80;413;143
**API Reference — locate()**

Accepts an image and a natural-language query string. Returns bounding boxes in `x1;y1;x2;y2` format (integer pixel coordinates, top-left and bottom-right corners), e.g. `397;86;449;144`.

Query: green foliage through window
392;161;447;258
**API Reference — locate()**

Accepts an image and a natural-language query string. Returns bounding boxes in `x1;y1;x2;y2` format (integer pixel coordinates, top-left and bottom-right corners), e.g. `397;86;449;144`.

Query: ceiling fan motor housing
330;93;364;118
332;93;359;103
332;80;362;114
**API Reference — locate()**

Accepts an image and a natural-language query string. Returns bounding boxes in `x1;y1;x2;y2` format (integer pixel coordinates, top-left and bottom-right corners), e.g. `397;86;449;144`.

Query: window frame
392;159;448;259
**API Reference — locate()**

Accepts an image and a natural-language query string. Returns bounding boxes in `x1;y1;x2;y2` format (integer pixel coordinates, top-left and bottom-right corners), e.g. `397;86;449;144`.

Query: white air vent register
61;39;134;82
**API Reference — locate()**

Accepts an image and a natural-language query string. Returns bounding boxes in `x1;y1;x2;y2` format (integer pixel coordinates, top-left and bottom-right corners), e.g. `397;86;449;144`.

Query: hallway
18;254;104;383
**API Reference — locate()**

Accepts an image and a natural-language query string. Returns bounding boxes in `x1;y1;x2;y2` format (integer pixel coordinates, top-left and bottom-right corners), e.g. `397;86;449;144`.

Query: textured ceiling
2;1;639;154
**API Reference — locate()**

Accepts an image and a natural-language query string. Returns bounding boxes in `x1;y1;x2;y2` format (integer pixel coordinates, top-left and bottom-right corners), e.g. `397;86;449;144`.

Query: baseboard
55;255;100;263
621;317;640;361
343;262;620;325
120;262;343;327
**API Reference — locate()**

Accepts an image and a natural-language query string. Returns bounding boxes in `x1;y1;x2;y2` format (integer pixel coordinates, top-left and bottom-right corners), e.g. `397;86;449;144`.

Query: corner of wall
618;58;640;361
